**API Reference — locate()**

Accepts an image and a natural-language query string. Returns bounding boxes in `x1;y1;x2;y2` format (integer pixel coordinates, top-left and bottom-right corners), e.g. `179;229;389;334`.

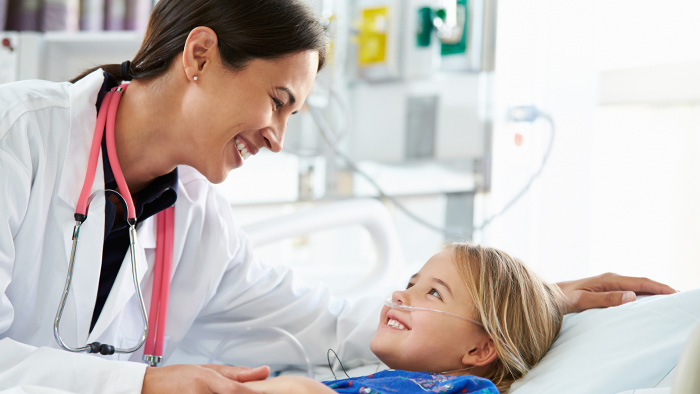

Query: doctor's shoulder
0;79;72;135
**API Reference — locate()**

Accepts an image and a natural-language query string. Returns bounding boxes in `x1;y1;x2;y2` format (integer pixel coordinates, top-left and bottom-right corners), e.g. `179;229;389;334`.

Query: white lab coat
0;71;379;393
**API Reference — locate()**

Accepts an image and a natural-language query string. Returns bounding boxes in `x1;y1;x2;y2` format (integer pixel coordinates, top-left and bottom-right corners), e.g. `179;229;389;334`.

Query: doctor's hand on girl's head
141;364;270;394
556;272;677;313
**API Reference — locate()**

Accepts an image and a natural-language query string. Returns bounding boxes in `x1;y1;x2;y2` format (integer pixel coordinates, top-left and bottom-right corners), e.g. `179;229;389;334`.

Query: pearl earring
193;76;198;81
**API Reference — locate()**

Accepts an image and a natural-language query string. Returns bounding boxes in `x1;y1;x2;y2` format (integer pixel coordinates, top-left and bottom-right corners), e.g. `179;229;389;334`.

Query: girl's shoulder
323;370;498;394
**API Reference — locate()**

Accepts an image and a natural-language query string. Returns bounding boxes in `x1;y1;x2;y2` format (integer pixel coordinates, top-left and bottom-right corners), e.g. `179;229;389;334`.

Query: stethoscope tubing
54;84;163;360
144;206;174;362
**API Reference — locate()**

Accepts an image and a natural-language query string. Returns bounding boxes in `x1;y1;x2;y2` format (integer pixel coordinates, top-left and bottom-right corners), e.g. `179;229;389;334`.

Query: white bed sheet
508;289;700;393
302;289;700;394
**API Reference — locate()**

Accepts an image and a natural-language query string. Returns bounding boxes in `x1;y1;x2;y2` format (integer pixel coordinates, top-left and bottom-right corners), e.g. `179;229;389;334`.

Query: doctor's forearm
244;376;336;394
142;364;270;394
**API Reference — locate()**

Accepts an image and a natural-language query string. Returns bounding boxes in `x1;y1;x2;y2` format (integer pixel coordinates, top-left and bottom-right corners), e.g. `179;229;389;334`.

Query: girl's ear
182;26;219;82
462;338;498;367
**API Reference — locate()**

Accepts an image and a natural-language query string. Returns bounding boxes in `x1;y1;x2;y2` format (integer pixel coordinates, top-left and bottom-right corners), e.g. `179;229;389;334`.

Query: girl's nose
392;290;407;305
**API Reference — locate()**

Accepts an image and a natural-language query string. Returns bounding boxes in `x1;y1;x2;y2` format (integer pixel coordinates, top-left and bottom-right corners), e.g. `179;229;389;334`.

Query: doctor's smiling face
369;249;495;376
179;29;319;184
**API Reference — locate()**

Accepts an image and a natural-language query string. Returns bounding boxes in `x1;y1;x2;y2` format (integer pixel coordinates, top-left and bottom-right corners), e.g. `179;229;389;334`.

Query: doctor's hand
557;272;677;313
142;364;270;394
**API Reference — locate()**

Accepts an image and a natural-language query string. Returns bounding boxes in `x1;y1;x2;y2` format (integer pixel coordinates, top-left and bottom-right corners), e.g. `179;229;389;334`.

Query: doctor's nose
262;124;285;153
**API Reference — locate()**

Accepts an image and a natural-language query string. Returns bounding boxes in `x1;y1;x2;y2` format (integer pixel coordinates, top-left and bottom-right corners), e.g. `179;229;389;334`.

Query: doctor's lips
234;137;256;160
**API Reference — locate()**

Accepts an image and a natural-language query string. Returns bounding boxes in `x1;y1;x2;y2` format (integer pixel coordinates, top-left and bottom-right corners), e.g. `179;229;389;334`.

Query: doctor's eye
428;288;442;300
271;97;284;110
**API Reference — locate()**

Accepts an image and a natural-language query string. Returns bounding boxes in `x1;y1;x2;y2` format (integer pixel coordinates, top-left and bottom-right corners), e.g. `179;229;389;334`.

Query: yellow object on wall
358;7;388;66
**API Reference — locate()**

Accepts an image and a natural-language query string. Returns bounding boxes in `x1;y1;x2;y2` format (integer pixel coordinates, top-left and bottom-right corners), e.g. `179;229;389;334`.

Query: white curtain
484;0;700;290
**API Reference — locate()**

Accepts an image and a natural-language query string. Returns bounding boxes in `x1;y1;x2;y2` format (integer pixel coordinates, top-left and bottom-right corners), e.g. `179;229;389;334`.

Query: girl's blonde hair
449;242;566;393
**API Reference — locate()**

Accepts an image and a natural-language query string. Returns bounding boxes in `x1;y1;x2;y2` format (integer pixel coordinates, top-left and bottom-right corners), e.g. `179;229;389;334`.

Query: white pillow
510;288;700;394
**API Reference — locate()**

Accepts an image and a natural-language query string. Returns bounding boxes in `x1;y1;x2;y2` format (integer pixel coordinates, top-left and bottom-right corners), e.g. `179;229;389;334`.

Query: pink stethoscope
53;84;173;367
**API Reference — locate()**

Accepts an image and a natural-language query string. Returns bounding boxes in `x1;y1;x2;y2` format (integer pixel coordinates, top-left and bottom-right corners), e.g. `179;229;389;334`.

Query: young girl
244;242;566;393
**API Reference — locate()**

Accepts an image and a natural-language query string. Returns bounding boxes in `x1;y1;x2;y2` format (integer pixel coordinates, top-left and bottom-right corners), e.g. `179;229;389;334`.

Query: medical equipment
53;84;173;366
472;106;555;234
243;198;405;297
384;298;483;326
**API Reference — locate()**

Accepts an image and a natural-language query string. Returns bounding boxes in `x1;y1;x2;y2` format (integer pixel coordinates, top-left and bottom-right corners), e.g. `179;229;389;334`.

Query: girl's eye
406;282;415;290
272;97;284;110
429;288;442;300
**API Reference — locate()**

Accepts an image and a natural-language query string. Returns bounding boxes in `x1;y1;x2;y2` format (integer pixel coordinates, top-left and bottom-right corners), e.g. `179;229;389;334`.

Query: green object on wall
416;7;433;47
441;0;468;56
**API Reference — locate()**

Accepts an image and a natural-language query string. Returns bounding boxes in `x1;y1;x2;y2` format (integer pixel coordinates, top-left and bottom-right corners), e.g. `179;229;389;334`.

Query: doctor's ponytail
70;0;327;83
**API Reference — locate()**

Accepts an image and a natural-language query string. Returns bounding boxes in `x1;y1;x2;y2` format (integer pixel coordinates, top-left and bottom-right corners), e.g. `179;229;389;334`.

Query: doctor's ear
182;26;219;82
462;338;498;367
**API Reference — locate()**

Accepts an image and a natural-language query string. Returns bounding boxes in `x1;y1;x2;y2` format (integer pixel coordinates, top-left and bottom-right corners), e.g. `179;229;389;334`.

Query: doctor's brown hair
449;243;566;393
71;0;327;83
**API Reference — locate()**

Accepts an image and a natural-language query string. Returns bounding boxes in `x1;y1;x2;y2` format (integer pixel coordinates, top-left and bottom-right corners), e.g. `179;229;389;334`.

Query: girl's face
180;50;318;183
370;250;490;374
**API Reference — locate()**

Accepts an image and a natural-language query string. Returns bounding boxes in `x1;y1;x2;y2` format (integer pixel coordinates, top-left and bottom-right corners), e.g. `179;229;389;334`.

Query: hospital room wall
480;0;700;290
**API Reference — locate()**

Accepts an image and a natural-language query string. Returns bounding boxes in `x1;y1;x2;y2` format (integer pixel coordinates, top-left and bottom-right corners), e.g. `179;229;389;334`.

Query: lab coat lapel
59;177;106;346
88;217;156;341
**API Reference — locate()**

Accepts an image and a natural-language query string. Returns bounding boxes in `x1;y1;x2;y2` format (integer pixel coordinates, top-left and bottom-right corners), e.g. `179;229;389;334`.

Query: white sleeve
0;87;148;394
0;105;31;338
0;338;147;394
169;190;380;371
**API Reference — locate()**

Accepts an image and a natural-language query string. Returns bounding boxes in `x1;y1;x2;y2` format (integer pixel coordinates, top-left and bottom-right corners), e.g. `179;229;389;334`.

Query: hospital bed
243;198;700;394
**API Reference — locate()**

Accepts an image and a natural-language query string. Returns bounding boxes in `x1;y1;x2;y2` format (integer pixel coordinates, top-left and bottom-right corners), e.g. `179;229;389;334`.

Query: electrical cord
326;348;350;380
307;103;466;239
305;100;555;239
472;106;555;234
284;87;351;158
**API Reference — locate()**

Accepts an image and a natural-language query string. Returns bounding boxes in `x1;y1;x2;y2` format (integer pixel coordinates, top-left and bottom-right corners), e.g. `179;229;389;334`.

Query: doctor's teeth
234;138;251;160
387;319;406;330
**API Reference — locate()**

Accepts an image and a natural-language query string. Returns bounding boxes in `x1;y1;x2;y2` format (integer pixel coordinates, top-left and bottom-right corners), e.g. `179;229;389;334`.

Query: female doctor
0;0;676;393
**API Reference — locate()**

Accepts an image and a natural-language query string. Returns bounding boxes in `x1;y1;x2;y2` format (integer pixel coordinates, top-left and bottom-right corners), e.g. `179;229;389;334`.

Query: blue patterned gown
323;370;498;393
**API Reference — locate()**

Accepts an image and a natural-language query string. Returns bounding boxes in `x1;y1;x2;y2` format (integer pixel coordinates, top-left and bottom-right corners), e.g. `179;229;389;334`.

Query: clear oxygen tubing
210;327;314;379
384;299;483;327
307;98;555;239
